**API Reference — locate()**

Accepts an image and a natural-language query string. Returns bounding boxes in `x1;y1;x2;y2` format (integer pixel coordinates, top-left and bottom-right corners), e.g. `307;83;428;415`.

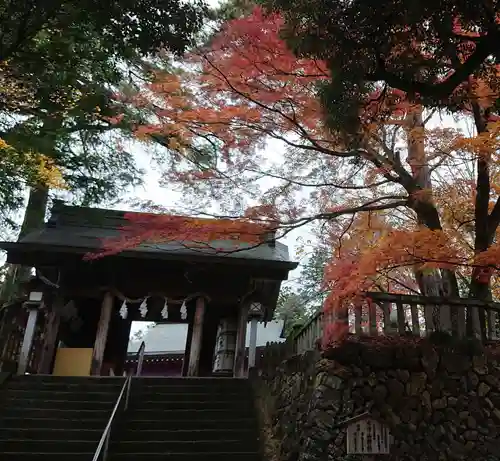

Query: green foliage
275;243;330;336
297;244;330;310
0;258;18;301
275;287;308;336
0;0;208;228
0;0;207;62
0;142;41;227
213;0;256;21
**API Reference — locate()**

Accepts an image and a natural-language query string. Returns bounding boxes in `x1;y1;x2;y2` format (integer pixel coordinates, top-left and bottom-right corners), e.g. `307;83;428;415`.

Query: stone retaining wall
254;339;500;461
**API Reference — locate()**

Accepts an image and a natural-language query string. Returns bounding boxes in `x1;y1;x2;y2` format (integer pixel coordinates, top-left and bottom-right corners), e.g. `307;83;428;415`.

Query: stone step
128;399;254;411
109;452;260;461
0;452;94;461
0;439;98;453
126;417;258;431
131;377;248;385
111;439;257;454
2;389;119;402
0;407;111;420
5;382;124;393
8;376;124;384
6;378;124;392
0;428;102;441
1;398;115;411
112;428;258;442
128;408;255;421
130;389;250;400
131;378;250;391
0;417;107;430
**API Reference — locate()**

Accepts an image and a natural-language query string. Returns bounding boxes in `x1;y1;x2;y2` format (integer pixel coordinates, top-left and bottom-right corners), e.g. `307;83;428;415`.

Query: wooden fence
288;292;500;356
255;340;295;374
0;301;45;373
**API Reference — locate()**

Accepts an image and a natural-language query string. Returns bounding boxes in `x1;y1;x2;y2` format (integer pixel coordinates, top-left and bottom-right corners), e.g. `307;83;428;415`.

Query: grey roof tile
13;204;297;267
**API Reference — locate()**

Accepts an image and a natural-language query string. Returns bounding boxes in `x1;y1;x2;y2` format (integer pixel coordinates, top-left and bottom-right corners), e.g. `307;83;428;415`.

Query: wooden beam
379;302;391;333
424;303;435;333
354;301;362;335
410;303;420;336
116;318;133;376
18;306;39;375
199;308;219;377
365;291;500;310
234;302;249;378
368;301;377;335
396;302;405;334
187;297;206;377
38;296;63;374
90;292;114;376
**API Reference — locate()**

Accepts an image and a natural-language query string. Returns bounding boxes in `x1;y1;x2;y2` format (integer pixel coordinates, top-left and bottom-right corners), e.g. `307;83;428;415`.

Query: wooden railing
292;309;327;355
255;340;295;373
289;292;500;356
0;301;48;374
0;302;27;372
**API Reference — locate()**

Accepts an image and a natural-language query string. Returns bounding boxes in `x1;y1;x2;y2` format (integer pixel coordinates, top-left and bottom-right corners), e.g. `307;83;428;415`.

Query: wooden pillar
199;307;219;377
182;310;194;377
18;306;40;375
117;318;133;376
38;296;63;374
187;297;206;377
234;302;249;378
248;317;259;370
90;292;114;376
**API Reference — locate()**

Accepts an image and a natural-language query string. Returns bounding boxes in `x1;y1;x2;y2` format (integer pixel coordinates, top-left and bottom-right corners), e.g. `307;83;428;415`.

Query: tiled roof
4;203;297;268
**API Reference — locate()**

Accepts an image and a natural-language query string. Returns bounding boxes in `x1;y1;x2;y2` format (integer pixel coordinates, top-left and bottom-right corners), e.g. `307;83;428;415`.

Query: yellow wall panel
52;348;93;376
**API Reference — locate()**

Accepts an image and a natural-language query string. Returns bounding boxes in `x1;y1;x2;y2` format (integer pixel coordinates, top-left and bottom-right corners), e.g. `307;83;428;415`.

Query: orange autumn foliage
85;211;273;260
103;7;500;341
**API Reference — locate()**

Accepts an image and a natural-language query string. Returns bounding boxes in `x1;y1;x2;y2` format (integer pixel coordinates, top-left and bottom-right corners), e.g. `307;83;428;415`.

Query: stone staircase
109;377;262;461
0;375;124;460
0;375;262;461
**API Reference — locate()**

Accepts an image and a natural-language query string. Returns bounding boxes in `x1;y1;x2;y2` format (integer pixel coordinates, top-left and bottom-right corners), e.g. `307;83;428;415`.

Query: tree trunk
1;185;49;302
468;102;493;340
19;185;49;239
1;113;61;302
405;107;460;333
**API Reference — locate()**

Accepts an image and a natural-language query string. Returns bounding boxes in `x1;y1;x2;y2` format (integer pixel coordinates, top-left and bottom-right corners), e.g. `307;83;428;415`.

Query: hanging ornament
161;299;169;320
119;300;128;319
180;299;187;320
139;297;149;318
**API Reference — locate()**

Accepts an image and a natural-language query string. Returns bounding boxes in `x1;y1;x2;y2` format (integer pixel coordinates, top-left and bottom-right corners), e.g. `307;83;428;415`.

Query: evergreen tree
275;243;330;336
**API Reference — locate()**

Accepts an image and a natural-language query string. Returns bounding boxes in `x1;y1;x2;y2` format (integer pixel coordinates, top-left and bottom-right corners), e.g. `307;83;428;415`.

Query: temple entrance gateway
0;203;297;377
124;319;285;377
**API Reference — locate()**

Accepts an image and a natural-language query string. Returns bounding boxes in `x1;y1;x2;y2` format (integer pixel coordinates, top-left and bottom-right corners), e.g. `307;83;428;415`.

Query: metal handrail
92;375;131;461
136;341;145;376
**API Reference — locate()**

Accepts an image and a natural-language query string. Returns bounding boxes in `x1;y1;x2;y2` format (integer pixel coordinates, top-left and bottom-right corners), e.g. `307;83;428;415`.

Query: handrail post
136;341;145;377
103;431;110;461
92;376;130;461
125;374;132;411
